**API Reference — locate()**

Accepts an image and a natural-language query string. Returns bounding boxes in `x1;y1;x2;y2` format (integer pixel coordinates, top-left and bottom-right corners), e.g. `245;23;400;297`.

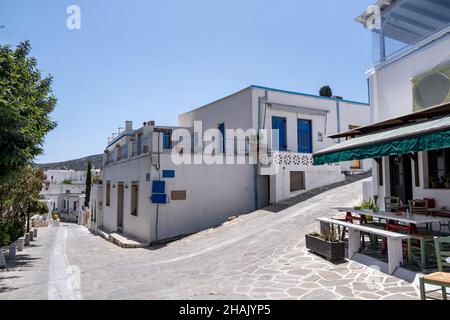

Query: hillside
38;154;103;171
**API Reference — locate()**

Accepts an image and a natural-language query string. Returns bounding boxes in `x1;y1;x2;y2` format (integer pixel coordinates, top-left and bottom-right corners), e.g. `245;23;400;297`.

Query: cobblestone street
0;177;420;300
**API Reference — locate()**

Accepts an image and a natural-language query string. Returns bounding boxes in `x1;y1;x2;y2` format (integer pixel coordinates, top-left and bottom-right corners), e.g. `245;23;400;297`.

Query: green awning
313;116;450;165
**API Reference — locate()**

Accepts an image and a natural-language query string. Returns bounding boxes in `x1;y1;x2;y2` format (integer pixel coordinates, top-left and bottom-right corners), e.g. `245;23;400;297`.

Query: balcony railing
259;151;340;168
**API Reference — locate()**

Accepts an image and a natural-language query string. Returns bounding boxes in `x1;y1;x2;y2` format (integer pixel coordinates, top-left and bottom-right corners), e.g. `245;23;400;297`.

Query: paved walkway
0;177;420;300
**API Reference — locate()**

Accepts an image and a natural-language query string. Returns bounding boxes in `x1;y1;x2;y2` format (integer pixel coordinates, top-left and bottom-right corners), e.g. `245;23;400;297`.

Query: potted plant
305;226;345;261
358;198;378;212
444;176;450;189
430;175;440;188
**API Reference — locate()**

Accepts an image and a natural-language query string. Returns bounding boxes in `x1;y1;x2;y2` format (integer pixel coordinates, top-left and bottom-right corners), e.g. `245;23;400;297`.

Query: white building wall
178;88;253;130
369;36;450;122
102;155;152;242
155;155;256;241
102;153;259;243
368;35;450;209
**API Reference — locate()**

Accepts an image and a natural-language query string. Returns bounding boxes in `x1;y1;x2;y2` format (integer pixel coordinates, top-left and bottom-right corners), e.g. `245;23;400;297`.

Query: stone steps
97;228;147;248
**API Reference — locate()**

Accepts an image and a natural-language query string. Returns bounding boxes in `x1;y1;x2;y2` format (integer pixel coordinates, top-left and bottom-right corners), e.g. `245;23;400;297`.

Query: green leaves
0;41;56;243
0;41;57;180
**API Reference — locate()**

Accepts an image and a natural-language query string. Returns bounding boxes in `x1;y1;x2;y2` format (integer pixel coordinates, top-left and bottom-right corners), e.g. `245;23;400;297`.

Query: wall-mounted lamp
112;184;116;189
125;184;129;189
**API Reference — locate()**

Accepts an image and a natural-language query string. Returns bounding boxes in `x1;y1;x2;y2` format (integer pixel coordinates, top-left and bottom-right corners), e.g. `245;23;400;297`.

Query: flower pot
431;181;440;188
305;233;345;261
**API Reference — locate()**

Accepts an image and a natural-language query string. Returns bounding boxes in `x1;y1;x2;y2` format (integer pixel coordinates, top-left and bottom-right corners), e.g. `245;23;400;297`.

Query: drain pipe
333;96;343;143
152;132;162;243
254;90;269;210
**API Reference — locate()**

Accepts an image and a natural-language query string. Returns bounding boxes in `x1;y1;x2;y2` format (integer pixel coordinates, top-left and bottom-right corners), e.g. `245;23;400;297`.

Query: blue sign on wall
149;194;167;204
162;170;175;178
152;180;165;194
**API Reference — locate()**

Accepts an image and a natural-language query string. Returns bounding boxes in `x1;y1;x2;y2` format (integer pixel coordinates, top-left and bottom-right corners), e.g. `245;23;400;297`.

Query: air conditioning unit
413;62;450;111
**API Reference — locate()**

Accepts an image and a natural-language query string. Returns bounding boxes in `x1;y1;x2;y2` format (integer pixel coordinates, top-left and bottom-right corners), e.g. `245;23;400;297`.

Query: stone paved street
0;177;420;300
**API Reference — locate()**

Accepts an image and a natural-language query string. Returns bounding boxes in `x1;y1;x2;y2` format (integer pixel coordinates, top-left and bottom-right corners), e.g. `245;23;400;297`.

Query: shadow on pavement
4;254;41;269
264;172;371;214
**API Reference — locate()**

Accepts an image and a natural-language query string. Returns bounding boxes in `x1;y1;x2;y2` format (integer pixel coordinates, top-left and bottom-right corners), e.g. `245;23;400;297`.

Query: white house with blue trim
100;86;370;243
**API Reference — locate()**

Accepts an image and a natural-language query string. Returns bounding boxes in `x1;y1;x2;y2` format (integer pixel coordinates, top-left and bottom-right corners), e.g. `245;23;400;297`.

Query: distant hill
38;154;103;171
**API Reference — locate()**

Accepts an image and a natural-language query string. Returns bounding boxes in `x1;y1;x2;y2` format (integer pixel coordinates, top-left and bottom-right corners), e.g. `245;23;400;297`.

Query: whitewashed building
41;170;87;223
101;86;370;243
314;0;450;224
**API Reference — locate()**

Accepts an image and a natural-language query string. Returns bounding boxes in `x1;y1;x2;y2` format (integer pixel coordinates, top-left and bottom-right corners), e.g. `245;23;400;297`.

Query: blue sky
0;0;374;164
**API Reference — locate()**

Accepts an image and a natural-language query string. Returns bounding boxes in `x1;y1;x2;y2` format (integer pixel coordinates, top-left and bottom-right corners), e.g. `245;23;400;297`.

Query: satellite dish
414;72;450;109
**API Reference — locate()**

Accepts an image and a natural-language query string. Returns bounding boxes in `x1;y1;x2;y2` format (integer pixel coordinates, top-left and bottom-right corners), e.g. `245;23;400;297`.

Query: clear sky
0;0;374;164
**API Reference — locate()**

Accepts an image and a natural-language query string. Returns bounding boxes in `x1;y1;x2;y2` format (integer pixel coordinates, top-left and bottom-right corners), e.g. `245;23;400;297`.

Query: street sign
149;194;167;204
162;170;175;178
152;180;165;194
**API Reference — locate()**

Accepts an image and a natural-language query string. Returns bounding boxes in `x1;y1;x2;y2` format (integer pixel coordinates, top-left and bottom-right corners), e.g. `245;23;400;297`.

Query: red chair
382;221;409;258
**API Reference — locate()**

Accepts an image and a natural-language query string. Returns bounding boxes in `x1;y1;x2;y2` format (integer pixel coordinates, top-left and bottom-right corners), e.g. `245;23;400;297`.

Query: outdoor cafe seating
315;197;450;294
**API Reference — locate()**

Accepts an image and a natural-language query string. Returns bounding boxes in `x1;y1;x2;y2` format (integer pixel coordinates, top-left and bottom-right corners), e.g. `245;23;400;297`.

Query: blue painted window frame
297;119;312;153
272;116;287;151
163;131;172;149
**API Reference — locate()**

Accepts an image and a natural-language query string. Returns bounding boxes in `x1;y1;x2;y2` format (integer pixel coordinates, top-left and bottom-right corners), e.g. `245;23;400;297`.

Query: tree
0;166;47;240
319;85;333;98
0;41;57;181
84;161;92;208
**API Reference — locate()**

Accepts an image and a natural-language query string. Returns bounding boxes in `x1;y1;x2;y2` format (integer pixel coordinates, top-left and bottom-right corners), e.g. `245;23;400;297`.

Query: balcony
370;0;450;65
258;151;340;176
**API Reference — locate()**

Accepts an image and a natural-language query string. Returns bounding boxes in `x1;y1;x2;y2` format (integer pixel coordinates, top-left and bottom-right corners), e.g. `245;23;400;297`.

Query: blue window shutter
272;117;287;151
163;131;171;149
298;119;312;153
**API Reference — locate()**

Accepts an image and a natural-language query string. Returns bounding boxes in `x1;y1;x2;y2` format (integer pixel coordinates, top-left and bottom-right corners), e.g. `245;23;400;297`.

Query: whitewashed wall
102;153;261;243
369;36;450;122
178;88;253;130
369;35;450;210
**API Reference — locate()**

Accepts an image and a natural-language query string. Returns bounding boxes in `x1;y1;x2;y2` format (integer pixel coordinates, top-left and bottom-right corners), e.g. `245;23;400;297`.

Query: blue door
218;123;225;152
272;117;287;151
298;119;312;153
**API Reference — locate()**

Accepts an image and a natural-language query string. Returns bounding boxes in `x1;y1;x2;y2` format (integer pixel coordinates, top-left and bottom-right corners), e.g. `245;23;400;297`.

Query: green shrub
0;221;11;247
7;217;25;242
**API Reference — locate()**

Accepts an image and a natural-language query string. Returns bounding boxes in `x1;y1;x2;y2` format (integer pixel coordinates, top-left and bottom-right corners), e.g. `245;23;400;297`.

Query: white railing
260;151;340;168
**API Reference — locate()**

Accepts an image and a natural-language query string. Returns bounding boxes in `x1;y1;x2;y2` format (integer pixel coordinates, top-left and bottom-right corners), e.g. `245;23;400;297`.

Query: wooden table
317;217;409;274
334;207;443;271
333;207;442;229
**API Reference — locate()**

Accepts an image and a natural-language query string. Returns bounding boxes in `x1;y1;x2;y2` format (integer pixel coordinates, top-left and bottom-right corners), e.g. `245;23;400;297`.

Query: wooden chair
420;237;450;300
408;234;437;272
409;200;432;231
385;197;400;212
409;200;428;215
